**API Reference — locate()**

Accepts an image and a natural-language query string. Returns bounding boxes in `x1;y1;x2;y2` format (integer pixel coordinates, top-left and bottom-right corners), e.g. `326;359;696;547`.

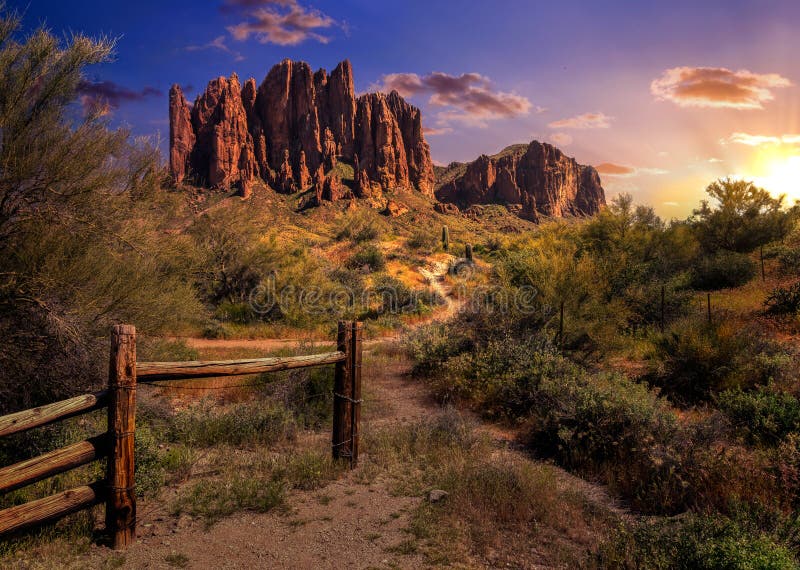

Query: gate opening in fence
0;321;363;550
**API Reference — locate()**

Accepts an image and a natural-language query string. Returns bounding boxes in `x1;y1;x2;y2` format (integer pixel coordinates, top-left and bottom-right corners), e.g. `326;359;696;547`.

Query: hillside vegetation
5;10;800;569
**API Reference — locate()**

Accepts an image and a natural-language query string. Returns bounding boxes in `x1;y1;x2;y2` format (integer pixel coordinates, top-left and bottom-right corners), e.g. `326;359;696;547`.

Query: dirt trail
77;264;623;569
95;347;435;570
418;257;464;322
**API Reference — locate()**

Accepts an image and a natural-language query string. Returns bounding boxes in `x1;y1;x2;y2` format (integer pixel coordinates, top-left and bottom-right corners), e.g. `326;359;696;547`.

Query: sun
751;153;800;204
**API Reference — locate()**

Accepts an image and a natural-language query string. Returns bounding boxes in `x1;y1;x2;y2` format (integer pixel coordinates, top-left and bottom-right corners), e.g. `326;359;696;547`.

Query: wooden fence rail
0;321;363;550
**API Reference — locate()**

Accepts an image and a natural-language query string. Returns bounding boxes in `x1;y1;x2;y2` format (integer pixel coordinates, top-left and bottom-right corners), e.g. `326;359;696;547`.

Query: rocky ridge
435;141;605;221
169;59;436;201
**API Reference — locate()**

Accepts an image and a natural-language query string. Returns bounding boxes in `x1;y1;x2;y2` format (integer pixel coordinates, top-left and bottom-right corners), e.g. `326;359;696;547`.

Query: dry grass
363;411;617;567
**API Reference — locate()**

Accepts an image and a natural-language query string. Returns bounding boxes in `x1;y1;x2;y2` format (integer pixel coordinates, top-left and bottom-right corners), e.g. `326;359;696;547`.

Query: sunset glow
751;153;800;204
12;0;800;217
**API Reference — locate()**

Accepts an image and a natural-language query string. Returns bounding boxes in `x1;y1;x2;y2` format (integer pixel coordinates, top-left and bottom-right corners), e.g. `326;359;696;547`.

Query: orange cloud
651;67;791;109
548;112;611;129
549;132;573;146
595;163;668;177
723;132;800;146
596;163;635;175
424;126;453;136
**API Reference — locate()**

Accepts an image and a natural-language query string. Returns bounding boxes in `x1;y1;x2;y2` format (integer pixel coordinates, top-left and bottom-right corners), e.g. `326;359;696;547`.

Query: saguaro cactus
442;226;449;251
465;244;473;262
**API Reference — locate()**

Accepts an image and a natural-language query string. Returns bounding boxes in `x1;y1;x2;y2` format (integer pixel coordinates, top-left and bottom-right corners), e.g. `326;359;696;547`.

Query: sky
11;0;800;218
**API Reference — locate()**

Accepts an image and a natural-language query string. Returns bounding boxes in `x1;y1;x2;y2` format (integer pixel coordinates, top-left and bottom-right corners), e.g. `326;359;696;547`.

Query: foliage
646;320;792;404
0;11;201;413
600;514;799;569
718;387;800;446
691;251;757;290
690;177;794;253
765;282;800;315
346;243;386;272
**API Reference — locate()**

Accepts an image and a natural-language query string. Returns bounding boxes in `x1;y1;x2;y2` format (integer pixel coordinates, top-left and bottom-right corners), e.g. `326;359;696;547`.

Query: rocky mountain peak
169;58;435;200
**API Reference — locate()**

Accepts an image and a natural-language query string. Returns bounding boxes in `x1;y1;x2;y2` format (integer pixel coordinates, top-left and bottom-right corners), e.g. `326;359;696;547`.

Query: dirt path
418;257;464;322
93;347;436;570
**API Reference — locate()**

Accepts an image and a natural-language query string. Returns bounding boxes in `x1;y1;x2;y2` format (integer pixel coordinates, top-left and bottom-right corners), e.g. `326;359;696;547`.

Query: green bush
407;229;438;252
778;248;800;276
765;283;800;315
691;251;756;290
600;514;799;570
718;387;800;446
346;244;385;272
646;320;791;404
335;211;383;242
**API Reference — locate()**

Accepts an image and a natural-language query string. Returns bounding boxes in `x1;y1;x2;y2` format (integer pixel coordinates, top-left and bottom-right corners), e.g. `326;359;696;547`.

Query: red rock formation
322;171;350;201
383;200;410;217
169;85;194;184
435;141;605;220
169;59;434;203
185;73;256;192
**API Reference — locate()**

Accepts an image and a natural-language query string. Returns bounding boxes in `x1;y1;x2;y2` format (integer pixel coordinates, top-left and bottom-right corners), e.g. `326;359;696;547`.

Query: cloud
707;157;724;163
549;132;573;146
379;71;533;128
226;0;336;46
663;201;680;207
723;132;800;146
548;112;611;129
651;66;791;109
77;80;162;115
423;126;453;136
186;35;244;62
595;162;635;176
595;162;667;177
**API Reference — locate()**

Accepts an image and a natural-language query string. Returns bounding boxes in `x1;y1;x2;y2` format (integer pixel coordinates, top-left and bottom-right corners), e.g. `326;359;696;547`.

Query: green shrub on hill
690;251;757;290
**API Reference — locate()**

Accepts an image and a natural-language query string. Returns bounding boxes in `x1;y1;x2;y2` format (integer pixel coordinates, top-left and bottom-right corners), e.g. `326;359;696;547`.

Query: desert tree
690;177;794;253
0;8;200;413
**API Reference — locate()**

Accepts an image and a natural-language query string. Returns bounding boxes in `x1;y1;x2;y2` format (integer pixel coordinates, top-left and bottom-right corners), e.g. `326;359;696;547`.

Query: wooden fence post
350;322;363;467
332;321;353;463
106;324;137;550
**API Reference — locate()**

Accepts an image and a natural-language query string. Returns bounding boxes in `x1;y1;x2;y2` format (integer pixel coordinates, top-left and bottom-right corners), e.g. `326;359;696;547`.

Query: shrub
407;230;438;252
346;244;385;272
690;251;756;290
600;514;799;569
765;283;800;315
717;387;800;446
778;247;800;276
646;320;791;405
335;211;383;242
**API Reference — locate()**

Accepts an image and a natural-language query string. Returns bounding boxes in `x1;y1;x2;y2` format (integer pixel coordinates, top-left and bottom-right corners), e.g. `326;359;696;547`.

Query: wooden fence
0;321;363;550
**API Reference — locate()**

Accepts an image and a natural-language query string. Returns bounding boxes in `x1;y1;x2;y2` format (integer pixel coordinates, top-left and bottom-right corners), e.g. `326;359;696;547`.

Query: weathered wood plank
137;351;347;381
0;435;108;494
0;392;108;438
350;322;364;467
106;324;136;550
332;323;353;462
0;482;104;536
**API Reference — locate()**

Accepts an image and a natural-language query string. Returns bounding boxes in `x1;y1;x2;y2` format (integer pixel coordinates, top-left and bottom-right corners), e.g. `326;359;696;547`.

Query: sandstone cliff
169;59;435;199
435;141;605;221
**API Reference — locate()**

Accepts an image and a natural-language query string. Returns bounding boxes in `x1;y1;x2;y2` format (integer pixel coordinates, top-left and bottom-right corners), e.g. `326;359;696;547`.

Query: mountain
435;141;606;221
169;59;436;200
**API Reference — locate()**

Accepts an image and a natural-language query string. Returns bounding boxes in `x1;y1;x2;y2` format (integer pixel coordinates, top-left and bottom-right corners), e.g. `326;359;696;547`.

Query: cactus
465;243;473;262
442;226;449;251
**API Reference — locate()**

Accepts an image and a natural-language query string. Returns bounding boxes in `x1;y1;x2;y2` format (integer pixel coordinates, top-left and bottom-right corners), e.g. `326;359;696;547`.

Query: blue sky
11;0;800;215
